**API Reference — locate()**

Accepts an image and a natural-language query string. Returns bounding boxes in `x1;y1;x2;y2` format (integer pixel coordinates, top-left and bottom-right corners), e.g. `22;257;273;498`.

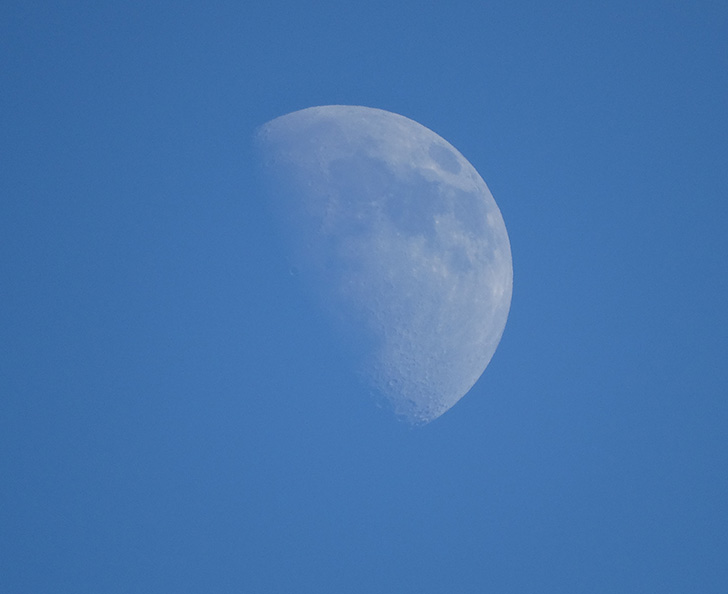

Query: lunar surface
255;105;512;424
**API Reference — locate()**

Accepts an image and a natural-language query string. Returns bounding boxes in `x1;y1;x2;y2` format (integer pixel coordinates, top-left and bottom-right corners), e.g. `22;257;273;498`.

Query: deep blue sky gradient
2;2;727;592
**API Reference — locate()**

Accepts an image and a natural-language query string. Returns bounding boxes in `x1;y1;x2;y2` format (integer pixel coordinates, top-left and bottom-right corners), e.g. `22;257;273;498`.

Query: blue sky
2;1;727;592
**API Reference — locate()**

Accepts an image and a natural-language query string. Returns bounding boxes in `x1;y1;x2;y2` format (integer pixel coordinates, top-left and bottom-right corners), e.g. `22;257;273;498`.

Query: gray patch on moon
428;142;462;174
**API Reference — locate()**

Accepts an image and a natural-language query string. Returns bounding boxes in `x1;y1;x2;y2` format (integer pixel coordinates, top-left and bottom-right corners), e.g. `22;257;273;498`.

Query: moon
255;105;512;424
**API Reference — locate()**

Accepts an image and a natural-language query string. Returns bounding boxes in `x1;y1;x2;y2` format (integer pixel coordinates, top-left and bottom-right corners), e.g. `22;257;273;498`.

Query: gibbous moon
255;105;512;424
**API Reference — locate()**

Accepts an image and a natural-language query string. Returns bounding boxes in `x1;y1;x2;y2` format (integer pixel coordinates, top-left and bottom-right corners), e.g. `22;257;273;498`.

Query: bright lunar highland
255;105;512;424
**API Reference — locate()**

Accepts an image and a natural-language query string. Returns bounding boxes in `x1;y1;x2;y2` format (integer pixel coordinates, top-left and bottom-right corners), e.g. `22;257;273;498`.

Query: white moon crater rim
255;105;513;424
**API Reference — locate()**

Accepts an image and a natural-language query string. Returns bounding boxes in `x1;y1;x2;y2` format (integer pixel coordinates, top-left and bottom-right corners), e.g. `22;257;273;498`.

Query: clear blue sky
2;1;727;592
